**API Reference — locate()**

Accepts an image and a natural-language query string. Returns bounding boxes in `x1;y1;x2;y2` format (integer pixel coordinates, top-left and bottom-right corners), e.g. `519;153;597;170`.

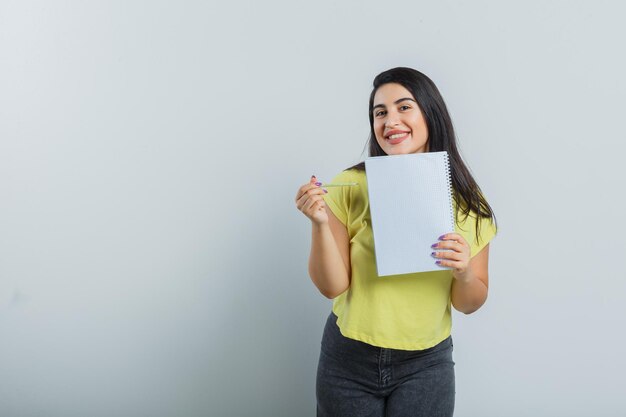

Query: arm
450;244;490;314
308;206;351;299
432;233;491;314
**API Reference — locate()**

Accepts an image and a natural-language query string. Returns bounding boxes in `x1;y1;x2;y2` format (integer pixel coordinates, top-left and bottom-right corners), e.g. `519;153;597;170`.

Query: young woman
294;67;497;417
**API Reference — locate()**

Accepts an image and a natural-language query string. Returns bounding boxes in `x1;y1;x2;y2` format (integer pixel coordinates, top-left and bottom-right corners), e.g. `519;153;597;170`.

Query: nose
385;118;400;128
384;110;400;128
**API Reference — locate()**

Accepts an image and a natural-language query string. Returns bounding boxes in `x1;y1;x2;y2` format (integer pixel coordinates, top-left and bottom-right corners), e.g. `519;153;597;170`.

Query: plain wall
1;1;625;416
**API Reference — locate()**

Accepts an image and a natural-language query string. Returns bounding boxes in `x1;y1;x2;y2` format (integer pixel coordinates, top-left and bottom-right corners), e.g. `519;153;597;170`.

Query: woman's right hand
295;175;329;225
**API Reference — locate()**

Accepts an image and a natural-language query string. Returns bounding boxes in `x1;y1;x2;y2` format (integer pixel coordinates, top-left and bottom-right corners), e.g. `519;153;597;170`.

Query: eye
400;105;411;111
374;110;386;117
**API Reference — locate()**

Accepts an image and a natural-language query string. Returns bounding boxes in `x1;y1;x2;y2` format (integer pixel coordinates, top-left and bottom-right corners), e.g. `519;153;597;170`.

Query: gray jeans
316;312;455;417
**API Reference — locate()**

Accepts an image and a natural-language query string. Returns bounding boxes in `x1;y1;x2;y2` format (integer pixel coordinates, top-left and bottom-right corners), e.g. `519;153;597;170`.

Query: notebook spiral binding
442;152;455;229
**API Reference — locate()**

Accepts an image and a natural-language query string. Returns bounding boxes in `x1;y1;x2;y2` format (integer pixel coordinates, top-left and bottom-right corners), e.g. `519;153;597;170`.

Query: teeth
388;133;408;139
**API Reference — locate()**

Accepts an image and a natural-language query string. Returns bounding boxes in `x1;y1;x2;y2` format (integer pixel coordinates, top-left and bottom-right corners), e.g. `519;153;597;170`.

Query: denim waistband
321;311;453;365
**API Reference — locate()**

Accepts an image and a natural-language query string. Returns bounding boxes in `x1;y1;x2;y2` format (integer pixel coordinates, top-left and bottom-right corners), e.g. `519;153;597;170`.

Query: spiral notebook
365;151;455;276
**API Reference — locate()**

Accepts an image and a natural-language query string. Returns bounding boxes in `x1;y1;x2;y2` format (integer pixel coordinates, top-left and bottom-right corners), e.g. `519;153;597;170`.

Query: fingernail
323;189;328;193
431;243;438;248
435;261;442;265
431;252;436;257
311;175;316;179
438;235;446;240
315;182;322;186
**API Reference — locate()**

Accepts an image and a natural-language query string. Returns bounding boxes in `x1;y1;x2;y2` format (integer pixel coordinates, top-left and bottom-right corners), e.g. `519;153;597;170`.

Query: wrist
453;268;473;284
311;220;330;230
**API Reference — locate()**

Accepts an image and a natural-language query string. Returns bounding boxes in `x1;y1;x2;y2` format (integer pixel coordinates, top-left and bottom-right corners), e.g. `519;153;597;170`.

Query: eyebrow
372;97;417;111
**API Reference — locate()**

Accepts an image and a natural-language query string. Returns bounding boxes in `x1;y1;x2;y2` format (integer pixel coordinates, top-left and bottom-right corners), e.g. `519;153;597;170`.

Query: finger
295;184;324;204
435;258;465;269
296;192;315;211
438;233;468;246
312;199;326;212
311;175;324;188
295;183;316;202
298;187;326;206
302;195;319;212
432;240;464;253
303;194;324;213
295;176;322;201
431;249;463;262
296;190;315;210
306;198;326;215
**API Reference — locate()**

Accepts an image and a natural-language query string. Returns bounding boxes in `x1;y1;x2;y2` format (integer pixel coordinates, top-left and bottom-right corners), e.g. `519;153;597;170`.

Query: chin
385;143;414;155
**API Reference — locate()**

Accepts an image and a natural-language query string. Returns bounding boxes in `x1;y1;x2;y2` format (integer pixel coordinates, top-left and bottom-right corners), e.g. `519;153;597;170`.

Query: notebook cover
364;151;455;276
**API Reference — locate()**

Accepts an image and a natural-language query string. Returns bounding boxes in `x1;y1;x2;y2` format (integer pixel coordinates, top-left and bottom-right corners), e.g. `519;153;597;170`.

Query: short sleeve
455;210;497;258
322;170;353;227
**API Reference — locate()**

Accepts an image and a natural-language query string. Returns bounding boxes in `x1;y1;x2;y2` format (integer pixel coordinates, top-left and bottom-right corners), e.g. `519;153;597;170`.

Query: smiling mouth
386;132;410;144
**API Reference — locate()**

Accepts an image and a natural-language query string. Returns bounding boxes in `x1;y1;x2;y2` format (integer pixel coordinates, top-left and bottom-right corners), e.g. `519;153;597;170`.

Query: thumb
310;175;317;183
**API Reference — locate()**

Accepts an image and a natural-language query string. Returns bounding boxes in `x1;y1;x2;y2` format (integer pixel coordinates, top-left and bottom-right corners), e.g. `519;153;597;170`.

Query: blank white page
365;151;455;276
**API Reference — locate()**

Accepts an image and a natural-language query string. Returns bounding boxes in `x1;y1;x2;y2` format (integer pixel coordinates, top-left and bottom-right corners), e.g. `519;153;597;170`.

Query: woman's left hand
431;233;472;282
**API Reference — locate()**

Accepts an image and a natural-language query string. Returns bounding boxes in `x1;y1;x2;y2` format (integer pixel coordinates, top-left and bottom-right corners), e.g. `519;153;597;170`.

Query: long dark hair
348;67;497;240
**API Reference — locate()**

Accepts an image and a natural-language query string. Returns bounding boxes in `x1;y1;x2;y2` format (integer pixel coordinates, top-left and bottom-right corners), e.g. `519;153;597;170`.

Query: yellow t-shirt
322;168;497;350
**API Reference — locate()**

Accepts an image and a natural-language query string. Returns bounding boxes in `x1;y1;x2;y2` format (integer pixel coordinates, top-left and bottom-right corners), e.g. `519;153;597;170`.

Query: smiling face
372;83;429;155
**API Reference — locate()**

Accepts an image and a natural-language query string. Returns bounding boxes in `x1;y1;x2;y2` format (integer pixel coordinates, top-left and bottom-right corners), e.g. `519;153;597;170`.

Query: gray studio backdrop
1;1;625;416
